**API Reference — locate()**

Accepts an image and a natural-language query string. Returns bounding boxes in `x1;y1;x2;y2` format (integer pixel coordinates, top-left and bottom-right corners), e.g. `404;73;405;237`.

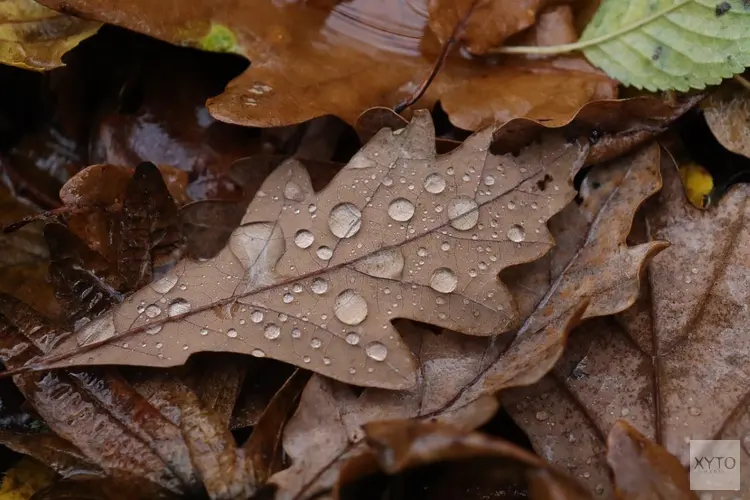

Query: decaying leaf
33;112;588;390
579;0;750;92
0;457;56;500
36;0;615;128
703;82;750;160
607;421;696;500
0;0;100;70
504;151;750;496
267;143;666;499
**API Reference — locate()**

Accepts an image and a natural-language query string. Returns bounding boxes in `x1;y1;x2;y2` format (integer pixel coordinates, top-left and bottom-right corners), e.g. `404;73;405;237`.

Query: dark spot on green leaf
652;45;663;61
715;2;731;16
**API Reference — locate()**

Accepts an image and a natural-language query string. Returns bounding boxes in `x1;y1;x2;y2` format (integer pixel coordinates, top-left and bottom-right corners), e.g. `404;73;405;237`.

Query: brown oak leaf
703;81;750;160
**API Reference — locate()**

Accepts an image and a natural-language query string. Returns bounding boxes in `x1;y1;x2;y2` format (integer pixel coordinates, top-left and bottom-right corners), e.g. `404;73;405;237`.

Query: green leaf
580;0;750;91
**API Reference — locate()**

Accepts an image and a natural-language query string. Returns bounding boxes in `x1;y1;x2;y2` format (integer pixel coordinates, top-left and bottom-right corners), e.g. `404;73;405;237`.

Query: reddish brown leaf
0;431;101;478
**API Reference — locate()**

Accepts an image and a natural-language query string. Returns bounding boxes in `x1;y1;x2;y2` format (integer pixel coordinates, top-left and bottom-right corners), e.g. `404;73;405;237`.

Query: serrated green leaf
580;0;750;91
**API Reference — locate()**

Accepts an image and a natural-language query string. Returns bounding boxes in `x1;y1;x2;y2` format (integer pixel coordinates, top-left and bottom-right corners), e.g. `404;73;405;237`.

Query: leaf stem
734;74;750;91
487;0;691;55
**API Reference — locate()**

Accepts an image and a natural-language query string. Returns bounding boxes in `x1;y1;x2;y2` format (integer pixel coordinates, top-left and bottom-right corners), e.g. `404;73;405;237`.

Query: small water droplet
200;328;209;336
507;224;526;242
685;277;692;284
417;247;428;257
155;342;163;349
535;411;550;421
283;293;294;304
365;341;388;361
483;175;495;186
383;176;393;187
145;305;162;318
691;267;699;274
440;242;450;251
251;349;266;358
316;246;333;260
311;338;322;349
447;197;479;231
424;173;446;194
328;203;362;238
283;181;304;201
323;357;331;365
264;324;281;340
334;290;368;325
461;174;471;182
345;332;361;345
227;329;238;338
182;344;189;351
292;283;303;293
387;198;415;222
689;406;702;416
250;310;264;323
291;327;301;339
430;268;458;293
349;367;356;374
583;472;591;479
167;298;191;317
294;230;314;249
507;200;516;210
310;278;329;295
620;408;630;416
151;274;178;294
146;324;162;335
303;355;311;363
531;202;539;210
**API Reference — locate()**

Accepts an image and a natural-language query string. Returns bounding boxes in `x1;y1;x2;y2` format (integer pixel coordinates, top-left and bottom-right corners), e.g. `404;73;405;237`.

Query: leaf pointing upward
32;111;588;390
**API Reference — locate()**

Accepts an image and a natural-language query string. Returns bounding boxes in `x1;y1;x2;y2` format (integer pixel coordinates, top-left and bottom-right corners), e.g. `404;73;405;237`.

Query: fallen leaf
607;421;696;500
0;457;56;500
0;0;99;70
504;150;750;496
35;112;588;390
180;353;248;427
703;82;750;160
0;431;101;479
36;0;616;128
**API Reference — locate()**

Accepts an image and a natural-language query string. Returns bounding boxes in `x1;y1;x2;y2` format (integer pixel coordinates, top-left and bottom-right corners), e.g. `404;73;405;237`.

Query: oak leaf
32;112;588;390
36;0;616;128
703;81;750;160
504;151;750;497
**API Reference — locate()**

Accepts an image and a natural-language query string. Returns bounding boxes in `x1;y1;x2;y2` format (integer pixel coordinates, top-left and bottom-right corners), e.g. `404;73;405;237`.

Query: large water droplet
250;310;264;323
365;341;388;361
334;290;368;325
507;225;526;242
328;203;362;238
284;181;305;201
145;304;162;318
387;198;415;222
146;325;163;335
294;230;314;249
353;248;404;279
167;298;191;317
150;274;178;294
316;246;333;260
430;268;458;293
310;338;322;349
311;278;329;295
264;324;281;340
424;173;446;194
345;332;360;345
447;197;479;231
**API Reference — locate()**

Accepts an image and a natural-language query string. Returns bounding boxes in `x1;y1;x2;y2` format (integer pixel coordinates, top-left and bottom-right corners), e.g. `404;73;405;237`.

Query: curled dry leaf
0;0;99;70
37;0;615;129
34;112;587;390
0;431;101;479
703;82;750;160
607;421;696;500
504;151;750;497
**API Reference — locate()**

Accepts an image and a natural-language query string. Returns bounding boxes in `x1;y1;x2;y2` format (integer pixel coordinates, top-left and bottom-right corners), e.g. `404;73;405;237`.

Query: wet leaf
607;421;696;500
36;0;615;128
0;458;56;500
504;151;750;496
703;82;750;160
579;0;750;92
0;431;101;478
0;0;99;70
35;112;588;390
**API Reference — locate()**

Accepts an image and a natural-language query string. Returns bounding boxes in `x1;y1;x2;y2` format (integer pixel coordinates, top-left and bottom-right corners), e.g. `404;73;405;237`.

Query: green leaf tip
199;23;239;54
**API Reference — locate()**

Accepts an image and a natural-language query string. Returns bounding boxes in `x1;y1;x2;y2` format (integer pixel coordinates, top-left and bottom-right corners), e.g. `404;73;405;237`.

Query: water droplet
264;324;281;340
345;332;361;345
150;274;178;294
155;342;163;349
424;173;446;194
146;325;162;335
167;298;191;317
328;203;362;238
294;230;314;249
303;355;311;363
292;283;303;293
316;246;333;260
531;202;539;210
689;406;702;416
535;411;550;421
383;176;393;187
334;290;368;325
691;267;699;274
365;341;388;361
507;224;526;242
507;200;516;210
685;277;692;284
182;344;189;351
583;472;591;479
348;367;356;374
483;175;495;186
387;198;415;222
430;268;458;293
291;327;302;339
323;357;331;365
461;174;470;182
251;349;266;358
200;328;209;336
145;305;162;318
440;242;450;251
283;293;294;304
417;247;428;257
283;181;305;201
311;278;329;294
353;248;404;279
620;408;630;416
227;328;238;338
447;197;479;231
311;338;322;349
250;310;264;323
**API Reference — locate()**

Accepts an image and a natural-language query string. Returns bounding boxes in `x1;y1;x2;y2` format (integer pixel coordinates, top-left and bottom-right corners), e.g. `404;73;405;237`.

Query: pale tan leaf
34;111;587;391
703;82;750;160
